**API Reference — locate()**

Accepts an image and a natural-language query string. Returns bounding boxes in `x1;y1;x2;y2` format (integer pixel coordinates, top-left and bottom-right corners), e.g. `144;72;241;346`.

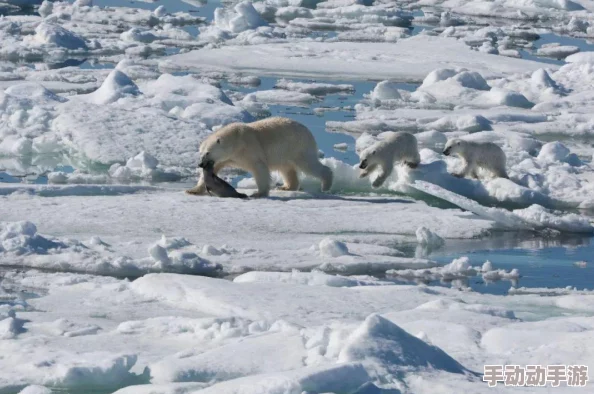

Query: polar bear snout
199;159;215;169
359;159;368;169
443;147;451;156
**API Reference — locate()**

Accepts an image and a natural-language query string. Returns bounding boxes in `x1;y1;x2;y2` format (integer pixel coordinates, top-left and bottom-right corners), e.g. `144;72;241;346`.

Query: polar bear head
358;147;379;178
443;138;465;157
198;124;241;168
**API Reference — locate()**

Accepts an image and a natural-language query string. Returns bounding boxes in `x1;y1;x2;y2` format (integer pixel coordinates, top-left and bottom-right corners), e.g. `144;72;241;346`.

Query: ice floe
164;36;547;81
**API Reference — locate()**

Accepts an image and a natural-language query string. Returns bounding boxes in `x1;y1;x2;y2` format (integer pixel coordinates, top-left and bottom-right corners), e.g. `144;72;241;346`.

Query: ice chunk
370;80;402;101
338;314;467;374
319;238;349;257
126;151;158;171
388;257;480;282
275;79;353;95
52;101;211;168
165;37;547;81
412;181;594;233
421;68;459;88
416;227;444;248
333;142;348;151
452;71;490;90
38;1;53;18
154;5;167;17
34;23;87;50
120;28;159;43
565;52;594;64
531;68;562;92
480;88;533;108
234;270;391;287
42;353;138;390
242;90;316;106
202;245;224;256
537;141;570;162
275;6;313;22
18;387;52;394
214;1;268;33
415;130;447;147
482;268;520;282
535;0;584;10
514;205;594;234
149;244;171;267
537;44;580;59
85;69;140;105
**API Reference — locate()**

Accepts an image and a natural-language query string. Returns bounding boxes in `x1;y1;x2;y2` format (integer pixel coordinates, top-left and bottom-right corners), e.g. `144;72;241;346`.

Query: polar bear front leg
371;165;392;188
250;160;272;198
359;163;377;179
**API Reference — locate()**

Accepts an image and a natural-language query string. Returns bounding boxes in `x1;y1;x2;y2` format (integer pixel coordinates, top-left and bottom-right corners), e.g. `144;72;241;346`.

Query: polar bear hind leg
277;166;299;191
492;164;509;179
295;154;333;192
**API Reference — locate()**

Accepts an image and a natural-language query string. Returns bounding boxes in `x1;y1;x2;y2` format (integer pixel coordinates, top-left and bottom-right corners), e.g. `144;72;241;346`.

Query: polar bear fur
186;117;333;197
443;138;508;179
358;132;420;188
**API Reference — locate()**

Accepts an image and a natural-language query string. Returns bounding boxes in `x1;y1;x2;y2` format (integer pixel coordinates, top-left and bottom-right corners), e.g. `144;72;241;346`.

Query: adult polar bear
186;117;333;198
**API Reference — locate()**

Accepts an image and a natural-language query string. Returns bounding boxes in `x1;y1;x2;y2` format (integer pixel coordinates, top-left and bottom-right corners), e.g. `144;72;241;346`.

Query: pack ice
0;0;594;393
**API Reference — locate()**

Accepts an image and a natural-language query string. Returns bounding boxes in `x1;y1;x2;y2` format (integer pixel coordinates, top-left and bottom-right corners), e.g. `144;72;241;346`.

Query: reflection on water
424;232;594;294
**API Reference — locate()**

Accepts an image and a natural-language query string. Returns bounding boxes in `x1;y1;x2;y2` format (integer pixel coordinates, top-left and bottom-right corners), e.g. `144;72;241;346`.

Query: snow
164;36;549;82
0;189;488;275
1;262;594;393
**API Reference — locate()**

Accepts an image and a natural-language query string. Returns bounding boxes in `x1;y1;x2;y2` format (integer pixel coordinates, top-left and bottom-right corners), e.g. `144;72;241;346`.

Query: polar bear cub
443;138;508;179
186;117;333;198
358;131;421;188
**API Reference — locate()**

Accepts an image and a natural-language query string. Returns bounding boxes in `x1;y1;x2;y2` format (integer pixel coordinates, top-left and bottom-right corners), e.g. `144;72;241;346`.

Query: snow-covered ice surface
2;0;594;392
164;36;548;81
3;268;594;393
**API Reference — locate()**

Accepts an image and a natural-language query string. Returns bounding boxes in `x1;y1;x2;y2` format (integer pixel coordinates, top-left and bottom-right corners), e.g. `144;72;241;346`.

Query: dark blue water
431;238;594;295
521;33;594;65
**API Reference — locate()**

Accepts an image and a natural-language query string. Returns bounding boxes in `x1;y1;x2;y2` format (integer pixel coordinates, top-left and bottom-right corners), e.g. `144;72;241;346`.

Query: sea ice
164;36;547;81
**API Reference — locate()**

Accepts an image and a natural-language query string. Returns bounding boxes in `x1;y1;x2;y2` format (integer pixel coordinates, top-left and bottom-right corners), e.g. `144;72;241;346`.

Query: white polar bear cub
443;138;508;179
186;117;333;198
358;131;420;188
